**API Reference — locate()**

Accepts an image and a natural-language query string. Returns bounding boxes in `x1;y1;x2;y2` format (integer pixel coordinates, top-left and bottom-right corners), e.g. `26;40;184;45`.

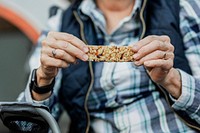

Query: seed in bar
87;46;134;62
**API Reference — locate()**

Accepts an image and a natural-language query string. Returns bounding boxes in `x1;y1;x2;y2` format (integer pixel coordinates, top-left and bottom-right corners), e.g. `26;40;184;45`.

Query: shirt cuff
32;94;55;107
171;69;196;110
23;75;55;107
169;94;177;102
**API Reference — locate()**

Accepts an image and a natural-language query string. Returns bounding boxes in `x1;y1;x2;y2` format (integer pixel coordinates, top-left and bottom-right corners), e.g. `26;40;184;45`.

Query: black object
30;69;55;94
0;102;61;133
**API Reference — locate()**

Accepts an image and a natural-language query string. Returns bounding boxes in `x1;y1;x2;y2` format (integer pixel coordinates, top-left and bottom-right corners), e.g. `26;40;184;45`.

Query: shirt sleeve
17;8;64;120
170;0;200;125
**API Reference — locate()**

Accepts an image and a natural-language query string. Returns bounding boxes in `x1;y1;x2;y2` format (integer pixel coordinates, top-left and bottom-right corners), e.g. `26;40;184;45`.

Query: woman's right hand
37;31;89;87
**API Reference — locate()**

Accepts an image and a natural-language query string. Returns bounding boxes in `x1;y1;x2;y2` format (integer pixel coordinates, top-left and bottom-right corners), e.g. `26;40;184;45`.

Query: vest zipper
139;0;199;131
139;0;147;39
73;11;94;133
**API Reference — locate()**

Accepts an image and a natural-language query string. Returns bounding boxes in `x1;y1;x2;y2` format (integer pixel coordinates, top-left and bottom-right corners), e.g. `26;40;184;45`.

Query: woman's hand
132;35;181;99
37;31;89;87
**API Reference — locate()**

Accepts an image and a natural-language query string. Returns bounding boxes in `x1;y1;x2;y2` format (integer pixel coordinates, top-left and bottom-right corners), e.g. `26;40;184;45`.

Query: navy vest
144;0;192;74
58;0;195;132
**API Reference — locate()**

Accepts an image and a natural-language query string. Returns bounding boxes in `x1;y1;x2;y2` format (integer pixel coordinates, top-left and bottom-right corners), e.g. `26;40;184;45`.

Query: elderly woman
19;0;200;132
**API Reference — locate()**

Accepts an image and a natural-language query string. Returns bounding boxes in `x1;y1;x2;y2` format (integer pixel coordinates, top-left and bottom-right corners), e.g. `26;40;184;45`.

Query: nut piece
87;46;134;62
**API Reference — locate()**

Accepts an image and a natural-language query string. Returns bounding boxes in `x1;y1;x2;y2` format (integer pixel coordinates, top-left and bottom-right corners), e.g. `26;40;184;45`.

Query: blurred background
0;0;70;132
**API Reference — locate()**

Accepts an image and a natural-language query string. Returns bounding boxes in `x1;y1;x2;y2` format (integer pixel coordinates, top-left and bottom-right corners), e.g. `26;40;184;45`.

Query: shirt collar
78;0;142;35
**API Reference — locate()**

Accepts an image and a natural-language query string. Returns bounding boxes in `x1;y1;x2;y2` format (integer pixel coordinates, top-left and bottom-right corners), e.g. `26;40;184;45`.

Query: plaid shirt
18;0;200;132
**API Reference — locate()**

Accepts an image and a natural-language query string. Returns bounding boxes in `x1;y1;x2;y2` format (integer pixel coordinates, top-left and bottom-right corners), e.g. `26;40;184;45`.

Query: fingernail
132;45;138;50
133;54;139;60
134;61;140;66
83;54;88;61
144;61;150;66
83;47;89;53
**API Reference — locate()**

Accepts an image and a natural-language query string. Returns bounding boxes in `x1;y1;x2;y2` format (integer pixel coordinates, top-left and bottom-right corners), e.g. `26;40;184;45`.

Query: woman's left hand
132;35;181;98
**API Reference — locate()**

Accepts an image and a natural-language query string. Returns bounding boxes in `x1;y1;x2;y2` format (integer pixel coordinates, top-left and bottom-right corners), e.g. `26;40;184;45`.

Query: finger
49;40;88;61
44;47;77;64
132;35;171;52
143;59;173;70
133;40;170;60
41;54;69;68
48;31;88;52
134;51;174;65
42;37;56;48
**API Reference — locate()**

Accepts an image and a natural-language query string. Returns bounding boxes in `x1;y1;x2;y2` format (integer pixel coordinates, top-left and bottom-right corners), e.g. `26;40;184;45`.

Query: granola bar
87;46;134;62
